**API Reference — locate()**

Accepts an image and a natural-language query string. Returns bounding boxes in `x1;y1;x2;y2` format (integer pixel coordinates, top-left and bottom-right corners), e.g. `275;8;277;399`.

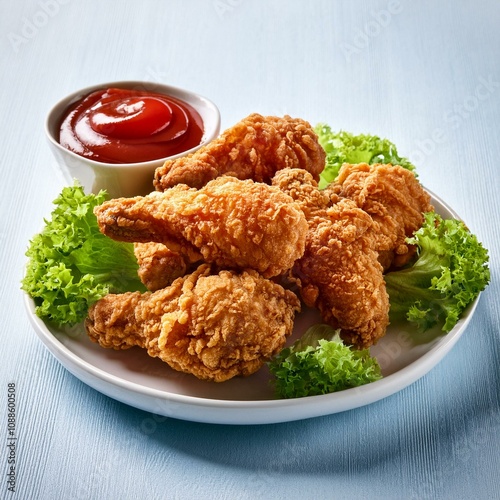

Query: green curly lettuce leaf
268;324;382;399
385;212;490;332
314;124;416;188
22;183;146;326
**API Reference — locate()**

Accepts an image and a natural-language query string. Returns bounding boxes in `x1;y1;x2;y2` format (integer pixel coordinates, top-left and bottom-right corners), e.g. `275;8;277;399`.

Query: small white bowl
45;81;221;198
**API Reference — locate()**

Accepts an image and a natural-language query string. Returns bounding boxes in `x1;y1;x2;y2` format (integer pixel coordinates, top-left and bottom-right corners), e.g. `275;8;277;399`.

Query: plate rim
23;188;481;424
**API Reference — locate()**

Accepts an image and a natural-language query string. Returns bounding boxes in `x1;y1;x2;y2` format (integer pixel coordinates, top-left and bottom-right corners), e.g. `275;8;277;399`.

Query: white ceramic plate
24;190;480;425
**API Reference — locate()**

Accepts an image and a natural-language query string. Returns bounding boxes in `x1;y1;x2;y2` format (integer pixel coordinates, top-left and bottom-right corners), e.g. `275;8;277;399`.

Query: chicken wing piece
85;265;301;382
134;242;197;291
153;113;326;190
95;176;308;278
328;163;433;269
273;168;389;348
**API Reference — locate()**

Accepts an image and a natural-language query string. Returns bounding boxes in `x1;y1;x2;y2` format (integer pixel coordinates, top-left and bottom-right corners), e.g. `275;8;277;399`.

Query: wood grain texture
1;0;499;499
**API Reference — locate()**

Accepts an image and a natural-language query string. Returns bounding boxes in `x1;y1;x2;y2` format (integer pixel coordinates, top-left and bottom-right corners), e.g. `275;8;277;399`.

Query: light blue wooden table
1;1;499;498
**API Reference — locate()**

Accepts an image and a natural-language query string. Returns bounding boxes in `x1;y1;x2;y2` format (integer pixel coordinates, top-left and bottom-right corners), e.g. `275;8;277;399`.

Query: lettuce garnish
384;212;490;332
314;124;416;188
268;324;382;399
22;183;146;326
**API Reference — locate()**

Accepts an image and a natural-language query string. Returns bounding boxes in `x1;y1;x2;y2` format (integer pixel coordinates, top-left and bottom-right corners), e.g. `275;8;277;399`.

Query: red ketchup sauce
58;87;204;163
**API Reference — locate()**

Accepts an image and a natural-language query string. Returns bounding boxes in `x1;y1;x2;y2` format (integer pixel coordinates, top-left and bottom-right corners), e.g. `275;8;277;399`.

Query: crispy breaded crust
273;168;389;348
329;163;433;269
154;113;326;190
85;265;300;382
94;176;308;278
134;242;196;291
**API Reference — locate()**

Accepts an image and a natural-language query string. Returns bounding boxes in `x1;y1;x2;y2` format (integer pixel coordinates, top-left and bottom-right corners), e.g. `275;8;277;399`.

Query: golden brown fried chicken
95;176;308;278
328;163;433;269
154;113;326;190
85;265;300;382
273;168;389;349
134;242;197;291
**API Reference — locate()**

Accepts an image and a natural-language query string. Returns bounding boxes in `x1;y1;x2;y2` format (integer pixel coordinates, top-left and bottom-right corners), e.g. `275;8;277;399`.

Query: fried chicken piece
154;113;326;190
134;242;197;291
328;163;433;269
85;265;300;382
273;168;389;348
95;176;308;278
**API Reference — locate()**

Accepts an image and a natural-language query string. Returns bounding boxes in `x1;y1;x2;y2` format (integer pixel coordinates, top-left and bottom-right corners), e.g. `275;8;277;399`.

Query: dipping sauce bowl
45;81;220;198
